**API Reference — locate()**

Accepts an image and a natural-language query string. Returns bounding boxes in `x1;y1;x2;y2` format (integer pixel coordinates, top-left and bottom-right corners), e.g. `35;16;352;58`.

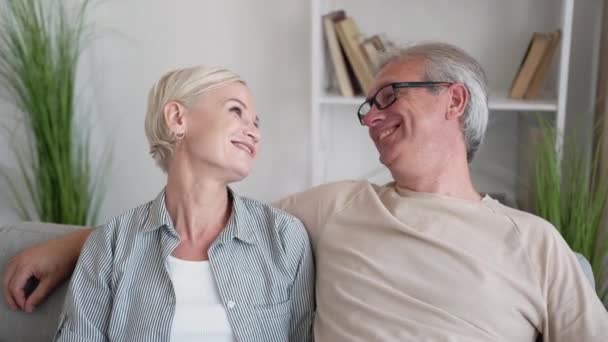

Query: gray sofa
0;222;85;342
0;222;599;341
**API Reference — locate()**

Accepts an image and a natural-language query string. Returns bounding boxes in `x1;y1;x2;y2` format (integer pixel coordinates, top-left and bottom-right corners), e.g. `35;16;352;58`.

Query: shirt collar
215;188;257;245
142;187;257;245
142;189;173;233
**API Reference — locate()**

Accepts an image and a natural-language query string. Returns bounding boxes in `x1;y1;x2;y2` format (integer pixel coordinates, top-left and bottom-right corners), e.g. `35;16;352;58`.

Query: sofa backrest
0;221;602;341
0;222;86;342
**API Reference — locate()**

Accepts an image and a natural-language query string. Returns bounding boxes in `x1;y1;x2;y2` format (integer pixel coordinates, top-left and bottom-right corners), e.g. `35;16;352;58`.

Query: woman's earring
175;132;185;141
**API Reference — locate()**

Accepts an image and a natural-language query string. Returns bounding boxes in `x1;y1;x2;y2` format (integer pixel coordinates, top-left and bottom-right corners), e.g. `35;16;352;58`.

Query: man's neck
390;158;481;201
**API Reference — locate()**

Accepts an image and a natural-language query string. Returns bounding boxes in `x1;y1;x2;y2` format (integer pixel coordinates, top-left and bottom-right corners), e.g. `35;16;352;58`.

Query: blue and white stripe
54;188;315;342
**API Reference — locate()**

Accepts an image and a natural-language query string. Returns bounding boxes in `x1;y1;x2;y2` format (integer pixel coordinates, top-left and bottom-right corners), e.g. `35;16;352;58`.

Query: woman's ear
163;101;187;137
446;84;469;121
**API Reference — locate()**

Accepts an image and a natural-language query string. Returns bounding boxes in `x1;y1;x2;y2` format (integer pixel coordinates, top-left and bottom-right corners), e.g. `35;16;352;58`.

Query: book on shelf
334;16;375;94
361;35;385;74
323;10;354;97
524;30;561;100
509;31;557;99
321;11;396;97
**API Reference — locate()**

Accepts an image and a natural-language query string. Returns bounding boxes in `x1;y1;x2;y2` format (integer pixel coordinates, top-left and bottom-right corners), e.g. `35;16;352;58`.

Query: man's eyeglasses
357;81;453;125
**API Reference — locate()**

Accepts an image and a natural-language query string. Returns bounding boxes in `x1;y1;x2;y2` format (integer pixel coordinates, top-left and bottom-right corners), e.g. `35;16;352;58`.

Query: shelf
310;0;573;186
319;95;363;105
488;92;557;112
318;91;557;112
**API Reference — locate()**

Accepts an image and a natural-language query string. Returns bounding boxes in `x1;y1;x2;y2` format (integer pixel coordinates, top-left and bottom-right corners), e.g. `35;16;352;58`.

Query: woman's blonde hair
144;66;243;172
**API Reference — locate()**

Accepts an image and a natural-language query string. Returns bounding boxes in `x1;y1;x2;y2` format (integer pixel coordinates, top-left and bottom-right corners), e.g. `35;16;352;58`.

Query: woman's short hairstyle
144;66;243;172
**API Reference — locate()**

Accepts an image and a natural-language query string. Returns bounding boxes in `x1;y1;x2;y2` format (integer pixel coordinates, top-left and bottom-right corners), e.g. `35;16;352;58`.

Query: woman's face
171;82;260;182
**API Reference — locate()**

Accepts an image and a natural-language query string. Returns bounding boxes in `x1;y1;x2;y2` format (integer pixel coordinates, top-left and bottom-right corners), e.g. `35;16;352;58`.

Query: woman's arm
282;218;316;342
2;228;92;312
54;226;114;341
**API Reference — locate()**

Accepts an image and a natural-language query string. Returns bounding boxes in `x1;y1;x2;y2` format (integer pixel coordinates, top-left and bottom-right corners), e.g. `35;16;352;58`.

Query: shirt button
227;300;236;309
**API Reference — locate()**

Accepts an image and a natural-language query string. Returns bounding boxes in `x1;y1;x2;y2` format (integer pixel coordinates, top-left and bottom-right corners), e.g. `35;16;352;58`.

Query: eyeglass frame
357;81;453;125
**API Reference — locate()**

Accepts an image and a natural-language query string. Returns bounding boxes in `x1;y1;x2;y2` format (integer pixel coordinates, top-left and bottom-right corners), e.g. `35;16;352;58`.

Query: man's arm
272;180;365;249
541;228;608;341
2;228;92;312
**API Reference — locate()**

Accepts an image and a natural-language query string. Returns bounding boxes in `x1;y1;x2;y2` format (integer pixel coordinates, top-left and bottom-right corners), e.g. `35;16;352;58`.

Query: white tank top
166;255;236;342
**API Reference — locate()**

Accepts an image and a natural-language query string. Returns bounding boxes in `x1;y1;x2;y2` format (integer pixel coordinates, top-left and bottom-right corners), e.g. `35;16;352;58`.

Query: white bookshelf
319;92;559;112
310;0;574;193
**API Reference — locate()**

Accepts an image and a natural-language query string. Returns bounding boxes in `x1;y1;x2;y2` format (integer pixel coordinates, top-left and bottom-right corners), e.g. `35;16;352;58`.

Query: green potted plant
0;0;106;225
533;118;608;307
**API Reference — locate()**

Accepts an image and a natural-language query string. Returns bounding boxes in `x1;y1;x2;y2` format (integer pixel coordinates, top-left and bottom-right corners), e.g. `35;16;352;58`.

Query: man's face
361;58;460;173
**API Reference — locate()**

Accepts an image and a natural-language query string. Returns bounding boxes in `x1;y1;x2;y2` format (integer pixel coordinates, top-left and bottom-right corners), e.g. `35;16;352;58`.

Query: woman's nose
245;124;260;143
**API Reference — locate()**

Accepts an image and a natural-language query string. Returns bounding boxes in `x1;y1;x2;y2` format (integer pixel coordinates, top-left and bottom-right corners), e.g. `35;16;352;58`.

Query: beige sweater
275;180;608;342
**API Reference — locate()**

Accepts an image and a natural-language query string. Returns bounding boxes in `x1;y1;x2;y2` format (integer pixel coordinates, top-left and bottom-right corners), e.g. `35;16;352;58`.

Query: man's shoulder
276;179;376;209
482;198;577;285
239;195;304;227
483;197;558;241
271;180;379;247
309;179;374;193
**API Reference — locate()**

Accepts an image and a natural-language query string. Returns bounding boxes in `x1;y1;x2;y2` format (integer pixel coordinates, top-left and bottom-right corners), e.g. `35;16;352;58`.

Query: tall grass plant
0;0;104;225
534;118;608;306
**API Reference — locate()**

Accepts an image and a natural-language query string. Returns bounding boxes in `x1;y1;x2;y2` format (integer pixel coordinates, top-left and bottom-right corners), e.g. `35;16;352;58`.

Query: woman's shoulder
97;201;152;230
234;194;310;247
234;195;313;284
90;197;161;246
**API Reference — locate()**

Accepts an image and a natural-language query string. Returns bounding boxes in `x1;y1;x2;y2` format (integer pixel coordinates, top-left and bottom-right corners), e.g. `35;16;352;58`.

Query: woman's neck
165;161;231;246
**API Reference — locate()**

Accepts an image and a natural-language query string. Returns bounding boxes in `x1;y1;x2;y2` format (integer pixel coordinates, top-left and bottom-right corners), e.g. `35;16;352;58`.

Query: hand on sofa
2;228;91;313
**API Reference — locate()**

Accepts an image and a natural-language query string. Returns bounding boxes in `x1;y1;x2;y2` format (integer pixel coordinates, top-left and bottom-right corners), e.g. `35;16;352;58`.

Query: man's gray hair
379;42;489;162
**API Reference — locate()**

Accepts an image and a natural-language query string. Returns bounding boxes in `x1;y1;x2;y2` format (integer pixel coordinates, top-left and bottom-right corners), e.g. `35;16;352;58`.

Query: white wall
0;0;312;224
566;0;604;136
0;0;602;225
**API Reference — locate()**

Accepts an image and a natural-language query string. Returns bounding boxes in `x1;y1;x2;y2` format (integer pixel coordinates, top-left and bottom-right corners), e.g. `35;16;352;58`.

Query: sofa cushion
575;252;596;290
0;222;85;342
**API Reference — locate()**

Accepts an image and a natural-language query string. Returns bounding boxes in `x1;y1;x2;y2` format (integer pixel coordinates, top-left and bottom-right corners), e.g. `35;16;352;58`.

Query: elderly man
4;42;608;341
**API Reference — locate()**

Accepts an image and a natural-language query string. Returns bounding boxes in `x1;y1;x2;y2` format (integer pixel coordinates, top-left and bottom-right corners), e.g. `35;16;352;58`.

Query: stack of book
509;30;562;100
323;10;394;97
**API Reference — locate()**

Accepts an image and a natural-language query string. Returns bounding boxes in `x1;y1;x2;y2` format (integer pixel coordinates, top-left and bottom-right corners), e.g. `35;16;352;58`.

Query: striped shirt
54;189;315;342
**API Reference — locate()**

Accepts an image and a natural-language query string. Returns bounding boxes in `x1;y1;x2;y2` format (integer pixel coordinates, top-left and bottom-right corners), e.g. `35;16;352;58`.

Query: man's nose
361;106;385;127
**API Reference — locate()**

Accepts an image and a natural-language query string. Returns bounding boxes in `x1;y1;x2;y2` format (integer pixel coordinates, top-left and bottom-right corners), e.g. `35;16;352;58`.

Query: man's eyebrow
366;82;389;98
225;98;248;109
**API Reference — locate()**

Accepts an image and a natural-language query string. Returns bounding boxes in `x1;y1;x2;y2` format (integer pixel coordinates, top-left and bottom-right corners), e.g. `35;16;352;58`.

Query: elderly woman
51;66;314;341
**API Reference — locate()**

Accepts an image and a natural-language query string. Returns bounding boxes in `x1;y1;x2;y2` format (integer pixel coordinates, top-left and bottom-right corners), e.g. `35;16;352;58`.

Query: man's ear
446;84;469;121
163;100;187;136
